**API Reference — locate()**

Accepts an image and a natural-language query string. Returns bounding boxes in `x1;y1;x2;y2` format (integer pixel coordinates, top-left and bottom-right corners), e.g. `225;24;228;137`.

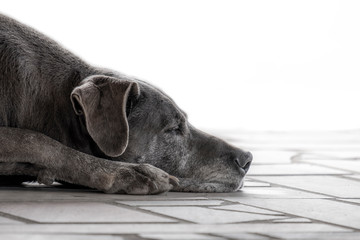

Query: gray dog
0;14;252;194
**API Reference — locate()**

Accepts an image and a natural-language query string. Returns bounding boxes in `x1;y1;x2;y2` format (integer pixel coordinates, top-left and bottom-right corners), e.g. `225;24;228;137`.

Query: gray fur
0;14;252;194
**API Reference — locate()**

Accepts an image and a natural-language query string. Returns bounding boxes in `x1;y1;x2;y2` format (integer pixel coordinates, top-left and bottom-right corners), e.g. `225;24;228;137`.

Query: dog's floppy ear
70;75;140;157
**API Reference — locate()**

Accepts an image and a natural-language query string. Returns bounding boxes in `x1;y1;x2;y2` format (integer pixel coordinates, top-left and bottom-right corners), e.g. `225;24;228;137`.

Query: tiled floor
1;130;360;239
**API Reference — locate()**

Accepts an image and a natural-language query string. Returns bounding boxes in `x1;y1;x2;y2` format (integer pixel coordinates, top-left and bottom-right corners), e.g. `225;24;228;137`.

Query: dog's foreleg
0;162;40;177
0;127;178;194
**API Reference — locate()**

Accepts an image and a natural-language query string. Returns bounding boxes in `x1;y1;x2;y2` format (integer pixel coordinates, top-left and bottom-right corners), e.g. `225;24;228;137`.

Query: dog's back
0;14;91;141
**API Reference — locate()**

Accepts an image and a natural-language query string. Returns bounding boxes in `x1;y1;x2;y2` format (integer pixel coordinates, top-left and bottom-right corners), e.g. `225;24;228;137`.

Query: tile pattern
1;130;360;239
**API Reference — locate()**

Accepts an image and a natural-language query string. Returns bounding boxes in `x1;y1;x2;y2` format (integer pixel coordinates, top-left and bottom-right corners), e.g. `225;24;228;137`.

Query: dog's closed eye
165;125;182;135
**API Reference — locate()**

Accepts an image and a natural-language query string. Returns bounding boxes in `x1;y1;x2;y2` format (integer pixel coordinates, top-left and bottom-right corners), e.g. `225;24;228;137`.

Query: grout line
0;211;39;224
340;175;360;182
207;206;285;217
253;232;283;240
25;221;187;225
110;201;194;224
229;202;360;232
247;174;352;176
245;178;345;199
290;160;360;175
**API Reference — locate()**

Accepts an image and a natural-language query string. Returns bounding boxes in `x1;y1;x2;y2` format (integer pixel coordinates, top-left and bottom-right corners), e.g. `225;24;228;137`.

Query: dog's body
0;14;252;194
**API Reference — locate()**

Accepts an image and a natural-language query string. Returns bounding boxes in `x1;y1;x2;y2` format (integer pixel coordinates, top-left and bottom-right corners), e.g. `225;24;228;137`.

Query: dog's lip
238;168;247;177
236;180;245;191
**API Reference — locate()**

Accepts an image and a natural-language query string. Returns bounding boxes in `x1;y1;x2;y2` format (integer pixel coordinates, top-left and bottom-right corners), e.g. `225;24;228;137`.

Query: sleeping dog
0;14;252;194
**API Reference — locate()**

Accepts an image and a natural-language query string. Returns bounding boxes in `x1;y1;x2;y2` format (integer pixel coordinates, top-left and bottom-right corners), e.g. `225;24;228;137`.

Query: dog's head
71;75;252;192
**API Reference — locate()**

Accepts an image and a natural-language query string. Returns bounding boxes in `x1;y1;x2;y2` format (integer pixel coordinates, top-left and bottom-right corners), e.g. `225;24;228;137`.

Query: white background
1;0;360;131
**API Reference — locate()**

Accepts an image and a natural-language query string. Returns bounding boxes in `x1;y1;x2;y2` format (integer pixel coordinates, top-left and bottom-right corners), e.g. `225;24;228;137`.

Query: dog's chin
170;177;245;193
222;177;244;192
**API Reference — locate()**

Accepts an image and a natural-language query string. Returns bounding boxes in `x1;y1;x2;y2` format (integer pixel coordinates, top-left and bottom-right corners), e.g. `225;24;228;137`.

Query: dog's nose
234;151;252;173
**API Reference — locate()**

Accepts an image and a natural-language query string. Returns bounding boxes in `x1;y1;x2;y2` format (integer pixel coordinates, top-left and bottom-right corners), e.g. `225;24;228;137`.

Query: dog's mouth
236;179;245;191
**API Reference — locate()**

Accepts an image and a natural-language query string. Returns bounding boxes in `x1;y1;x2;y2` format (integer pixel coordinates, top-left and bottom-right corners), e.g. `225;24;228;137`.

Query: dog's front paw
37;169;55;186
101;163;179;195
